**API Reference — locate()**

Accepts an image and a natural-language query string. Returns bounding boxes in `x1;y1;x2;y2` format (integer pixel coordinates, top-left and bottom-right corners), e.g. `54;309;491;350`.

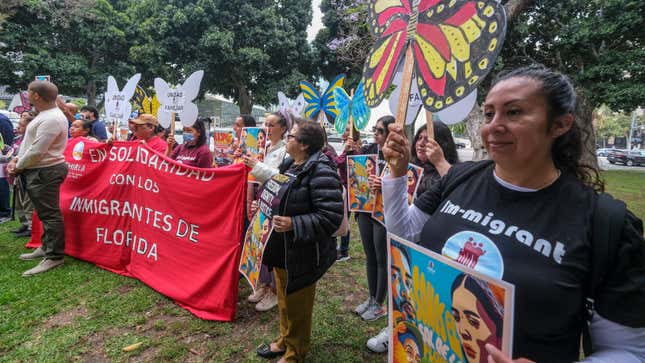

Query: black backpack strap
582;192;626;355
440;160;494;201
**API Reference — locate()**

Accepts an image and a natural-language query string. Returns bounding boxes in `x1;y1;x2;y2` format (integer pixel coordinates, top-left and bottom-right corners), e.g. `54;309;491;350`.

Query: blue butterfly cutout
299;74;346;123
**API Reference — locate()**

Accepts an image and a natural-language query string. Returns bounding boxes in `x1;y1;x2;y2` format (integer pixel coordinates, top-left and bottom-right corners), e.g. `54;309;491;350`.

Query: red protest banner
29;138;247;321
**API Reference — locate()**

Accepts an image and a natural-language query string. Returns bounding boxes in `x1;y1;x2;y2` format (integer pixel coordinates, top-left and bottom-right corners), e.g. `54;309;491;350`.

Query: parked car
596;148;615;157
625;150;645;166
607;149;645;166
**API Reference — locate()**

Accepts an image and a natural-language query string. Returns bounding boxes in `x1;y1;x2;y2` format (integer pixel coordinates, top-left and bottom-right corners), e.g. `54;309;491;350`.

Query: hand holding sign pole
154;70;204;135
361;0;507;163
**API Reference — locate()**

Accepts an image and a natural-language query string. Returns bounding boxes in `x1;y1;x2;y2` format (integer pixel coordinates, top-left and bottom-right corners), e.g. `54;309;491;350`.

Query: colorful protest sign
105;74;141;137
239;173;292;292
154;70;204;129
300;74;346;125
29;138;247;321
235;127;268;183
388;234;514;363
347;154;378;212
333;81;371;134
372;163;423;225
213;129;236;167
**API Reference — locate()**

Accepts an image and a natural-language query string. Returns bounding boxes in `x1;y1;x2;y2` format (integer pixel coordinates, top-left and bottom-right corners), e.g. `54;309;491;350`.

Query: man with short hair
7;80;69;277
80;105;107;141
129;113;167;154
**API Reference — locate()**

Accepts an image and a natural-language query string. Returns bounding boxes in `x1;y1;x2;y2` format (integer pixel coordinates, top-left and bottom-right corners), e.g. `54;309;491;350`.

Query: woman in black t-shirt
381;65;645;362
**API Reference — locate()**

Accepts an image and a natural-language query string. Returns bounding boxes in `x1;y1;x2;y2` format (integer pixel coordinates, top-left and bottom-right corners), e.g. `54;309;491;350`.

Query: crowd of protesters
5;64;645;363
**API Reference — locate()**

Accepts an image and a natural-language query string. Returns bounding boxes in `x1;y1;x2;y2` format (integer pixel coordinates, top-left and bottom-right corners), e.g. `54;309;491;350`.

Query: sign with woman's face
388;234;514;363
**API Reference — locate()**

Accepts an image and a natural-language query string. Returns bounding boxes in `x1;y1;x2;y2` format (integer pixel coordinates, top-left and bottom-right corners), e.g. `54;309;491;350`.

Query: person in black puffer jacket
257;119;343;363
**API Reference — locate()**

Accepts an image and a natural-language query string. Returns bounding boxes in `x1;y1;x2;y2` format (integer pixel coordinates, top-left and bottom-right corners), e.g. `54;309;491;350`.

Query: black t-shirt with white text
414;161;645;362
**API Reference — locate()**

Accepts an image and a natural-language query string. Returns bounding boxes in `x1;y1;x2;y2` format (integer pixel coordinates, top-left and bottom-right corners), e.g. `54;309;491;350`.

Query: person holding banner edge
165;118;212;168
257;119;343;363
381;65;645;362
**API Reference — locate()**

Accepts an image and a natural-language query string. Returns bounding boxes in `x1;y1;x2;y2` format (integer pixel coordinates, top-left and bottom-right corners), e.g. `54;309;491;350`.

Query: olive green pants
23;163;68;259
273;268;317;363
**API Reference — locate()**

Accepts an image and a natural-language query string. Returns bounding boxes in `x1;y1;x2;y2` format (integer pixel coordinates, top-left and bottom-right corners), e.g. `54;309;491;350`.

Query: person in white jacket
242;111;289;312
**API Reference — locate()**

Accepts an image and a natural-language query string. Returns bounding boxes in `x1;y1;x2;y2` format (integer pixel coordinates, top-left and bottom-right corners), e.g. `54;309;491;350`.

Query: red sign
31;139;247;321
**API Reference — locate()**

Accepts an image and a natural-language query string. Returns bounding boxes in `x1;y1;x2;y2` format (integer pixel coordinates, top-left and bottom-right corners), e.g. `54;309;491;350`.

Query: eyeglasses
372;127;386;135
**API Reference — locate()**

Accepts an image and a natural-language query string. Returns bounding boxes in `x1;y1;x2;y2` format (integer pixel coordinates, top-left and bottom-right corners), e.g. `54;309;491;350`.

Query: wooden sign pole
389;45;416;167
425;110;435;140
170;112;176;136
395;46;415;129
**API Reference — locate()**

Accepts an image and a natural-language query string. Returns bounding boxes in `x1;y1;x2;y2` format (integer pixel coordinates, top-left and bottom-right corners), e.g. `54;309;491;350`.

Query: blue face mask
183;133;195;143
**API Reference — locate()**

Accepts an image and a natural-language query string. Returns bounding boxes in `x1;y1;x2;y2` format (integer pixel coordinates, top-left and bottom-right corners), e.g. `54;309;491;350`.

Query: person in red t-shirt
166;119;213;168
128;114;167;154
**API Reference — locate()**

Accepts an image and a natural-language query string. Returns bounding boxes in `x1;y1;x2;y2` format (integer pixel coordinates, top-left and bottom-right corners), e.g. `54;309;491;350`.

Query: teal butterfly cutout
333;81;371;134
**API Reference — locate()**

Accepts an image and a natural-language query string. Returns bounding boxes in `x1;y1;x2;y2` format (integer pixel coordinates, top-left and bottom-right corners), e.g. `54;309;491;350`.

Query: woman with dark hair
257;118;343;363
354;115;396;322
166;119;212;168
410;121;459;195
381;65;645;362
242;112;289;311
69;119;99;142
451;274;504;363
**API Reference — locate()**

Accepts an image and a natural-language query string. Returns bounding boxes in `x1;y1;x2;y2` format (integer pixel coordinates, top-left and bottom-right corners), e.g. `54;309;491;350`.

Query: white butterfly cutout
105;73;141;125
154;70;204;128
278;92;306;118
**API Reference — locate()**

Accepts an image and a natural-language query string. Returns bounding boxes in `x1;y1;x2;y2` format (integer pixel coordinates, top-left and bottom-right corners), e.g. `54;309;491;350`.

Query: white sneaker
354;297;373;316
361;302;387;321
367;327;389;353
248;285;268;303
19;247;46;261
22;258;64;277
255;290;278;312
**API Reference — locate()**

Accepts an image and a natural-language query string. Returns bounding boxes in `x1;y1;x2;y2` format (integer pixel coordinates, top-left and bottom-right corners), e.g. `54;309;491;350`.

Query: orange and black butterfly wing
412;0;507;112
361;0;414;107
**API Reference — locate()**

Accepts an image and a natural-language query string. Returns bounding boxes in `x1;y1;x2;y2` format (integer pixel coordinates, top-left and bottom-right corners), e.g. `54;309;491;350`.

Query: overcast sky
307;0;324;42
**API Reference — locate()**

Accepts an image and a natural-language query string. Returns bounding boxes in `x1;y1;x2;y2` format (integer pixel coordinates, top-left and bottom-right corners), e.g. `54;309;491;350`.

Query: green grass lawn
602;170;645;220
0;170;642;362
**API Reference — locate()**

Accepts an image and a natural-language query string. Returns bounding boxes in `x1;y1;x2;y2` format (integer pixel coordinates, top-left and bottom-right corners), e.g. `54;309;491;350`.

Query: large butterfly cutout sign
333;81;371;134
154;70;204;128
362;0;507;113
105;73;141;126
299;74;346;124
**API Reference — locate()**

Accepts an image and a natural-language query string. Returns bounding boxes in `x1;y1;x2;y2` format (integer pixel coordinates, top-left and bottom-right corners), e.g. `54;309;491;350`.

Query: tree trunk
86;79;96;106
237;84;253;115
465;104;487;160
576;92;599;171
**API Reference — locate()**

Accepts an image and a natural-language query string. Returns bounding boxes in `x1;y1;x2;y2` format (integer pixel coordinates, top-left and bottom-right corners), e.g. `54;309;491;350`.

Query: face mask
183;133;195;143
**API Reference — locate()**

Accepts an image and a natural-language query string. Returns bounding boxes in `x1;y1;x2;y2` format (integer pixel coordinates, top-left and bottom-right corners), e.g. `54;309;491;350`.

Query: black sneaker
12;225;29;234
